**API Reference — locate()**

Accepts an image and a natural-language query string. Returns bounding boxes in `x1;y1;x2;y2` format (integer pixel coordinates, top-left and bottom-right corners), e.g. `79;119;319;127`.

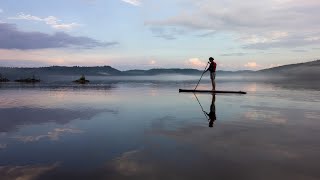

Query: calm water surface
0;81;320;180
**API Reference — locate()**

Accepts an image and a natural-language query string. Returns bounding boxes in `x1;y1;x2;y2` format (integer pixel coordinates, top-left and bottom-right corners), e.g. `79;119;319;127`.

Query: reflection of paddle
194;62;209;90
193;93;209;120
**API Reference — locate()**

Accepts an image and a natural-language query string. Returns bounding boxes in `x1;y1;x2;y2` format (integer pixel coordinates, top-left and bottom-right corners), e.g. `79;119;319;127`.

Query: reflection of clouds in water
151;123;303;160
109;150;152;176
149;89;159;97
136;111;320;180
13;128;83;143
0;144;7;149
187;126;300;160
49;90;68;100
0;163;58;180
270;117;287;124
104;123;310;180
0;107;116;132
305;112;320;119
150;116;177;130
0;89;118;109
0;133;8;150
242;105;316;125
245;110;287;124
246;83;257;92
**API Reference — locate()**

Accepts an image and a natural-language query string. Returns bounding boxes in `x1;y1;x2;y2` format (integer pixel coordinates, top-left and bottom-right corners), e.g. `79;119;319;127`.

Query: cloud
243;33;320;49
196;30;216;37
121;0;141;6
13;128;83;143
0;23;117;50
292;49;307;52
0;59;49;67
186;58;207;68
145;0;320;48
221;53;247;56
147;0;320;31
149;27;177;40
81;0;97;3
244;62;261;69
241;32;320;49
9;13;80;30
240;31;289;44
268;63;282;68
149;60;156;65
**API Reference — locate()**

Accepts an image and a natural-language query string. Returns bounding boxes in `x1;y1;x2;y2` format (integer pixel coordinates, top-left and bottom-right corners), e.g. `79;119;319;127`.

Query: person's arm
204;63;211;73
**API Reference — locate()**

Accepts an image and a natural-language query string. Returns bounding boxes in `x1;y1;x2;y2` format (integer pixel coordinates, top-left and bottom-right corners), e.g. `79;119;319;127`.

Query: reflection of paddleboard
179;89;246;94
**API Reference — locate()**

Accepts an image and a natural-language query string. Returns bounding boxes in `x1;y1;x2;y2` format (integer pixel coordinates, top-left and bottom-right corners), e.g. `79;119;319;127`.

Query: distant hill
258;60;320;80
0;60;319;80
0;66;121;79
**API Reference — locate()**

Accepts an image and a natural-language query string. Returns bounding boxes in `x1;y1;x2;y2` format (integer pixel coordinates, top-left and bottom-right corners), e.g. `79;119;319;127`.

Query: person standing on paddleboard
204;57;217;90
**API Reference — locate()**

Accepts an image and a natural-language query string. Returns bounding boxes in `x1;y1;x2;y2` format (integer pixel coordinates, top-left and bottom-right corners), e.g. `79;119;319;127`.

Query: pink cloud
186;58;207;68
244;62;261;69
149;60;156;65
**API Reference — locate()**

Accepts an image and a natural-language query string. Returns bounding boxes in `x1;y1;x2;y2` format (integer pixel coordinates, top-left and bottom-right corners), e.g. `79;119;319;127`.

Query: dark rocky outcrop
73;75;89;84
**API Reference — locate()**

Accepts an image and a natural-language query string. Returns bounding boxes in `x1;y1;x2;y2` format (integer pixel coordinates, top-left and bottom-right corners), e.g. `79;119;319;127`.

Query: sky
0;0;319;70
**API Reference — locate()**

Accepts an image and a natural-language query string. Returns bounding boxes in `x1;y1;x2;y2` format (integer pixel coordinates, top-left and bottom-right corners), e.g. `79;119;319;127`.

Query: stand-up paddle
194;62;209;90
194;93;209;119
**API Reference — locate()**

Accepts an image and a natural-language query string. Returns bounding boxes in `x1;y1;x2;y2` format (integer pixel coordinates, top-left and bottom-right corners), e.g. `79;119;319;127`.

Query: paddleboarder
205;94;216;128
204;57;217;90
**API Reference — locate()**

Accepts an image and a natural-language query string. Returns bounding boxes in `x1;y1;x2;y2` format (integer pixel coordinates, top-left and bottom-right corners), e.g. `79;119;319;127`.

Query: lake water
0;79;320;180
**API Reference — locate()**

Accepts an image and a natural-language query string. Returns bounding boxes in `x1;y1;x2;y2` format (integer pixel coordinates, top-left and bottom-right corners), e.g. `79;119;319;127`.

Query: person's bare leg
211;79;216;90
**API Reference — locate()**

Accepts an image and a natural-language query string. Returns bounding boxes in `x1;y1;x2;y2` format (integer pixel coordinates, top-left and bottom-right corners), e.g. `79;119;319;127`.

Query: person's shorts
210;72;216;80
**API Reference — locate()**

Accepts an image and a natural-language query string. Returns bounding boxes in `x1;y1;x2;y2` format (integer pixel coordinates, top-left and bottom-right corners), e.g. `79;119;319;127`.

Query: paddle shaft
194;93;209;119
194;62;209;90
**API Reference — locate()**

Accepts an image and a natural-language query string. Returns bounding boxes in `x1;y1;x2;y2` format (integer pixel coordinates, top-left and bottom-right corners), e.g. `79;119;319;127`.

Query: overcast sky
0;0;319;70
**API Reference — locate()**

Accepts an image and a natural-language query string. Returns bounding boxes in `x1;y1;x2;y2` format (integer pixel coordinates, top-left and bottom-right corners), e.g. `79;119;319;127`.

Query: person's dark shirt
208;62;217;72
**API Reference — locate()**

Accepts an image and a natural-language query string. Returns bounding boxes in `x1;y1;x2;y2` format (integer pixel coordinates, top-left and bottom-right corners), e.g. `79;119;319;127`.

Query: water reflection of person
205;94;216;128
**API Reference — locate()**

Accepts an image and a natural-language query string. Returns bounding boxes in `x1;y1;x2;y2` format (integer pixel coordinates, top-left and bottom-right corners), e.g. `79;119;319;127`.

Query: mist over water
1;74;304;89
0;79;319;180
